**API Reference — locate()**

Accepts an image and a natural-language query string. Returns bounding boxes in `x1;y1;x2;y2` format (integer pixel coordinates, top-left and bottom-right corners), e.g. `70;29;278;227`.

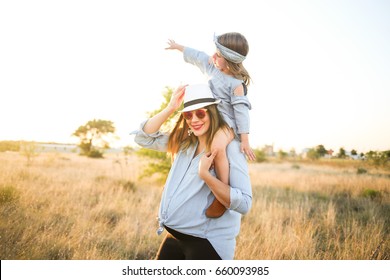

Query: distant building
324;149;334;159
345;151;364;160
38;143;78;153
263;144;274;157
301;148;310;159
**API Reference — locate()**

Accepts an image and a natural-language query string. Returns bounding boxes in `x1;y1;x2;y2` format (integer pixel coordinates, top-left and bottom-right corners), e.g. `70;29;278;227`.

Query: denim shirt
132;120;252;259
183;47;252;135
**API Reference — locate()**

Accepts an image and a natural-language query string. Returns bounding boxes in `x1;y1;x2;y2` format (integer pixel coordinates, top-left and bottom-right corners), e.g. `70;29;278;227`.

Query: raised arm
143;85;186;134
165;39;185;52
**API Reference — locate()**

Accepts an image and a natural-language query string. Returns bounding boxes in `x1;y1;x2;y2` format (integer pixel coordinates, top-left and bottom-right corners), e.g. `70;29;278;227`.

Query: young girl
166;32;255;218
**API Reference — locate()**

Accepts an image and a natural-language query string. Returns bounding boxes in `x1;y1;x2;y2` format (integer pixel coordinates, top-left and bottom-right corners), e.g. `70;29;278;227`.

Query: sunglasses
182;109;208;120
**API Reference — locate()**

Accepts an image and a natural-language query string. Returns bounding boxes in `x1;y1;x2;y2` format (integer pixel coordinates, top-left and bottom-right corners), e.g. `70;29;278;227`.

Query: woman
132;84;252;260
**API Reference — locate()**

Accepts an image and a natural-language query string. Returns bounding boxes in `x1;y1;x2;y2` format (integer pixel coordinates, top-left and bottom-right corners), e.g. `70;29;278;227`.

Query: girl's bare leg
206;128;233;218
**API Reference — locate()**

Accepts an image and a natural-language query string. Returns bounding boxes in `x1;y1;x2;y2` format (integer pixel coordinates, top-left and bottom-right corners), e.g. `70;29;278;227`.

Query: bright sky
1;0;389;153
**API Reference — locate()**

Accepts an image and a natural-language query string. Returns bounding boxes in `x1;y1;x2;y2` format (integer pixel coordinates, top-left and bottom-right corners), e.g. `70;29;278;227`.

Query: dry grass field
1;151;389;260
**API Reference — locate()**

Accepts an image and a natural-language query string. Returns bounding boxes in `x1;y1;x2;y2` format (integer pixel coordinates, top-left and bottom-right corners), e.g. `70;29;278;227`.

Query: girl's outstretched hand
165;39;184;52
165;39;177;50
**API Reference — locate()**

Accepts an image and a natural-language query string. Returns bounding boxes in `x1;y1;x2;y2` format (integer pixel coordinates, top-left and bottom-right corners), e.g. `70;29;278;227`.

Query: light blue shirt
132;120;252;260
184;47;252;135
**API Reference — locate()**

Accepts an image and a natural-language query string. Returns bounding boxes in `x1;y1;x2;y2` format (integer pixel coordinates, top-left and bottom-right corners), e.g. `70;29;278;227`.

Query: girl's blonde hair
167;105;230;158
217;32;252;86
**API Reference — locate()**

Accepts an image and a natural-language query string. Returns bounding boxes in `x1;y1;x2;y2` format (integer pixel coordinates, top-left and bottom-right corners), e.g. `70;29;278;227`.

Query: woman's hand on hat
168;84;187;113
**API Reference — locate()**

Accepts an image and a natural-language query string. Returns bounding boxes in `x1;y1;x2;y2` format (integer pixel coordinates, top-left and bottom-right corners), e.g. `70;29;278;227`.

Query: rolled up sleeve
130;120;169;152
231;95;251;135
226;141;252;214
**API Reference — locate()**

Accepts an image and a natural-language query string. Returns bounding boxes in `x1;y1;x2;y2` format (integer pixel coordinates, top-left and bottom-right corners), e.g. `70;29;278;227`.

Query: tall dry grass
236;162;389;259
0;152;389;259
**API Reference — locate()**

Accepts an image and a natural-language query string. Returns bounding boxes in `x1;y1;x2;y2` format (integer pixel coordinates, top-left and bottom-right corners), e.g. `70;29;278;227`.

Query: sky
1;0;389;153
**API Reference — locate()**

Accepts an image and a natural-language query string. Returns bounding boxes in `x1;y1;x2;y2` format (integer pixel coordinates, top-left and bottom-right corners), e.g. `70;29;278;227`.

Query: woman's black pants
156;227;222;260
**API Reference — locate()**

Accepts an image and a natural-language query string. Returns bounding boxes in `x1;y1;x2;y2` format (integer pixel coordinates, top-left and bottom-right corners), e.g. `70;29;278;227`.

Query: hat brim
180;99;221;113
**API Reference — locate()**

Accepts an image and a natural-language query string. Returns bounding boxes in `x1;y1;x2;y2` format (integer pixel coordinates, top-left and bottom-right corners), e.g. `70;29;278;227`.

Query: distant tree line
0;141;20;152
250;144;390;167
1;88;389;176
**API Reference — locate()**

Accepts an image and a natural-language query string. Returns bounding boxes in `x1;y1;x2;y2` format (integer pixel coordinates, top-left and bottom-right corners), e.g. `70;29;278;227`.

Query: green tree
253;148;266;163
315;145;328;157
337;147;346;159
136;87;181;182
278;149;288;160
72;119;116;158
307;148;320;160
365;150;389;166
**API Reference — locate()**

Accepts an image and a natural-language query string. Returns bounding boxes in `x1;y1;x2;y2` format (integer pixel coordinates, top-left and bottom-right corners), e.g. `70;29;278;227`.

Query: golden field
0;151;389;260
